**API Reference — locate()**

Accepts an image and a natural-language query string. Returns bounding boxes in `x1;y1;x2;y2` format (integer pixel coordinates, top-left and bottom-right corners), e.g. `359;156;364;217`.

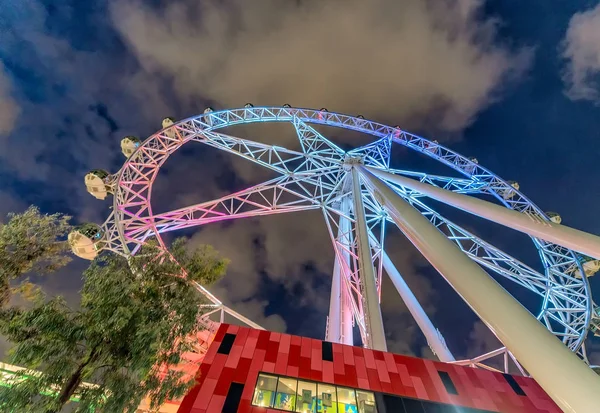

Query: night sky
2;0;600;365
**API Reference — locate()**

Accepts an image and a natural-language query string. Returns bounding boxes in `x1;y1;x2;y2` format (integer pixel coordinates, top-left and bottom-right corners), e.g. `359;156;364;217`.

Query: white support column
341;286;354;346
327;197;355;345
360;166;600;413
366;166;600;261
381;251;455;362
327;251;343;343
351;167;387;351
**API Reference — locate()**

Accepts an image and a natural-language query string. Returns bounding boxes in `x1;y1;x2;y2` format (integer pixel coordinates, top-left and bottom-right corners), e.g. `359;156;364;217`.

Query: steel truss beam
367;166;600;261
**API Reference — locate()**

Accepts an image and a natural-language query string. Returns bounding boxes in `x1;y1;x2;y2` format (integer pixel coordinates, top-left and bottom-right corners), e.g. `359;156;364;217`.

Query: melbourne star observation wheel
70;106;600;411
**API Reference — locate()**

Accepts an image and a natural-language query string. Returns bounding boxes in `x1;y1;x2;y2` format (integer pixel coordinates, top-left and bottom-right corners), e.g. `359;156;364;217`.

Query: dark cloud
561;3;600;102
0;62;19;136
0;0;550;364
111;0;532;135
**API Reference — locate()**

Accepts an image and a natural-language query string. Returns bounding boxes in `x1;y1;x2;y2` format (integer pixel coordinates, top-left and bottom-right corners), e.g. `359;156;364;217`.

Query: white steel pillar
351;167;387;351
382;251;455;362
341;286;354;346
327;197;355;345
327;250;343;343
360;166;600;413
366;166;600;261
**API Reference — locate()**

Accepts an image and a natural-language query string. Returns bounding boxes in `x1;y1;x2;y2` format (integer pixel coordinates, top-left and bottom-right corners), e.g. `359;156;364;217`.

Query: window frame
251;372;375;412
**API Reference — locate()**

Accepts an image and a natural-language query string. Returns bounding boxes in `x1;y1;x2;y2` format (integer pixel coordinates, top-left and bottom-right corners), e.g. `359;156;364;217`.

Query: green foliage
0;238;228;413
0;206;72;306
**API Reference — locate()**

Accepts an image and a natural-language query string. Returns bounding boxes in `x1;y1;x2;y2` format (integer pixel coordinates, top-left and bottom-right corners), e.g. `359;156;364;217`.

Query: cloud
111;0;531;135
0;0;532;359
561;3;600;102
0;61;20;136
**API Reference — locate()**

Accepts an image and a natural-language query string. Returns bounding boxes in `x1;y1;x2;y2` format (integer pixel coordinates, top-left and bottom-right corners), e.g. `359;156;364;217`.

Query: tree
0;238;228;413
0;206;72;306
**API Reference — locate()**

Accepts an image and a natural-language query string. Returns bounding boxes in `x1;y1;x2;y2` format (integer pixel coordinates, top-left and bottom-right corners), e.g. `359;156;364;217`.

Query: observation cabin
546;211;562;224
121;135;142;158
162;117;176;139
566;254;600;279
501;180;520;200
464;157;478;174
84;169;112;200
68;223;105;260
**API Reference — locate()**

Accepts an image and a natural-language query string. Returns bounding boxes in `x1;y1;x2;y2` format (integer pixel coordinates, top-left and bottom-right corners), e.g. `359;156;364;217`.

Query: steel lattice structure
76;106;600;412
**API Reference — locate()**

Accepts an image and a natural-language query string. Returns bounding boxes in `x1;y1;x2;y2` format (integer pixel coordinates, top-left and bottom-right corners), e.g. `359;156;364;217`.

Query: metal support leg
352;167;387;351
327;252;343;343
341;287;354;346
360;166;600;413
327;197;355;345
366;166;600;260
381;251;455;362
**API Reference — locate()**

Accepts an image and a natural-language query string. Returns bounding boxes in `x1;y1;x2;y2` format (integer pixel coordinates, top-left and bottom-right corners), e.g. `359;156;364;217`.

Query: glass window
337;387;358;413
252;373;278;408
275;377;298;411
296;380;317;413
356;390;377;413
317;383;338;413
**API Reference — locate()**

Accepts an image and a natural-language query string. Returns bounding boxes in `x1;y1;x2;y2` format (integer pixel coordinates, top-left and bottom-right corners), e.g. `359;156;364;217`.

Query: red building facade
178;324;560;413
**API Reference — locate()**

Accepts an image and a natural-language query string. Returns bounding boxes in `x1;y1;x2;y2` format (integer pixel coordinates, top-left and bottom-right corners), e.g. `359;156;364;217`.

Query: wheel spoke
376;168;487;194
382;175;590;351
292;116;345;160
124;174;329;239
347;136;392;168
384;180;547;294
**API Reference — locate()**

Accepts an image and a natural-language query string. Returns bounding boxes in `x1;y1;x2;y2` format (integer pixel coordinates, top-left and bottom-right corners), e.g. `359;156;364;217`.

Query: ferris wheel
69;106;600;411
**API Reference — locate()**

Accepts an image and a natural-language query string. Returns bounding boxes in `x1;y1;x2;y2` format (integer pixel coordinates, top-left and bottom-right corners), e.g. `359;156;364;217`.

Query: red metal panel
177;325;561;413
233;357;252;383
358;377;370;390
274;347;289;375
310;346;322;372
237;399;253;413
265;340;279;364
344;364;358;388
286;365;299;377
206;354;227;380
278;333;291;354
383;352;398;374
354;355;368;380
224;343;244;369
322;360;335;384
262;361;275;373
256;330;271;351
310;368;323;382
241;336;258;359
366;368;382;392
287;343;301;367
298;355;312;380
342;344;355;365
178;382;202;412
375;359;391;384
249;349;266;372
212;323;228;344
411;376;430;400
300;336;312;358
395;362;415;388
388;372;406;395
363;348;377;370
213;367;236;396
192;377;218;410
206;394;225;412
242;370;259;401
